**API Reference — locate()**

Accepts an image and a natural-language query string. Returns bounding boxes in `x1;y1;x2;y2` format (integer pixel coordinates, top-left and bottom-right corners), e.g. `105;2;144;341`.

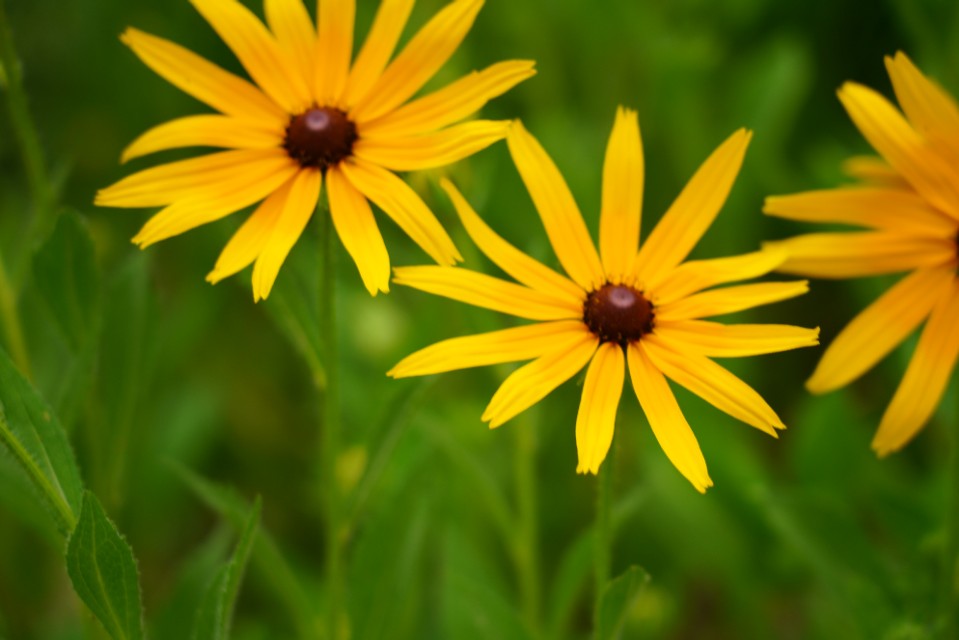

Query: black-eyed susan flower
765;52;959;456
389;109;819;491
96;0;533;300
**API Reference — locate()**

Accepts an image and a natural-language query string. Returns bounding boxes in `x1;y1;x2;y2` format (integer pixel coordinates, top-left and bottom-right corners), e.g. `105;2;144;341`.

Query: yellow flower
390;109;818;491
96;0;533;300
765;52;959;456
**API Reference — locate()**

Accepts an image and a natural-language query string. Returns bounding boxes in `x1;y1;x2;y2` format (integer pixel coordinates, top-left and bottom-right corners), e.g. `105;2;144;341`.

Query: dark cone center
583;283;654;345
283;107;357;170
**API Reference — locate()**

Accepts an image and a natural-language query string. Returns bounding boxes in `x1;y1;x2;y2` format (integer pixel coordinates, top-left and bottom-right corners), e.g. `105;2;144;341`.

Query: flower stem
514;416;542;637
0;253;30;377
938;405;959;638
593;448;613;625
318;205;344;640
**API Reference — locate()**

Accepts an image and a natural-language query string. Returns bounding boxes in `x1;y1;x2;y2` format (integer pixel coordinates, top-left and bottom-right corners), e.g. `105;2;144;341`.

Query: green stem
938;408;959;638
319;206;344;640
593;449;613;626
0;413;75;531
514;416;542;637
0;253;30;377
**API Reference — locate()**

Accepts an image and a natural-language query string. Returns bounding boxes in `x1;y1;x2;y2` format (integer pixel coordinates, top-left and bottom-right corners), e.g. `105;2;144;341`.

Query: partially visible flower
390;109;818;491
765;52;959;456
97;0;533;300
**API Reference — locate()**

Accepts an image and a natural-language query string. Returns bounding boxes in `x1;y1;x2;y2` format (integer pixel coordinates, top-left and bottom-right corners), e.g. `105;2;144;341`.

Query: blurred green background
1;0;959;638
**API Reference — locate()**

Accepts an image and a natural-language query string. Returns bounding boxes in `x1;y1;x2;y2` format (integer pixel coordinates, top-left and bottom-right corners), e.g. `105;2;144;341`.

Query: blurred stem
0;0;56;262
318;203;344;640
593;448;613;624
938;413;959;638
0;253;30;377
513;416;542;637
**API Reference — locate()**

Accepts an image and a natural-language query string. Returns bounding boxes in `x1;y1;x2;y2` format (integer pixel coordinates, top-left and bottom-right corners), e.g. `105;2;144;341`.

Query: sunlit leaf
595;566;650;640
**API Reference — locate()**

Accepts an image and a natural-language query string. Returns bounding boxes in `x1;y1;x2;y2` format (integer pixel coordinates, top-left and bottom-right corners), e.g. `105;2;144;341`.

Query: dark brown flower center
583;283;654;345
283;107;357;171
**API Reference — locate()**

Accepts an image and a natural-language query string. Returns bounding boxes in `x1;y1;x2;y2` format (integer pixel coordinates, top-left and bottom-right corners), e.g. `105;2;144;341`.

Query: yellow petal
389;320;586;377
507;121;605;291
98;149;296;208
842;155;910;187
207;174;296;284
482;328;598;428
359;60;536;137
326;166;390;295
575;342;625;475
265;0;316;85
342;0;414;108
649;249;787;307
131;165;301;247
807;265;953;393
839;82;959;219
764;187;955;238
628;343;712;492
121;115;283;163
439;178;585;304
252;168;321;301
392;266;583;321
652;321;819;358
885;52;959;137
633;129;751;288
656;281;809;322
643;336;784;436
599;107;643;283
873;279;959;455
767;231;955;279
339;158;461;265
353;120;510;171
190;0;312;113
120;28;286;126
350;0;483;122
314;0;355;104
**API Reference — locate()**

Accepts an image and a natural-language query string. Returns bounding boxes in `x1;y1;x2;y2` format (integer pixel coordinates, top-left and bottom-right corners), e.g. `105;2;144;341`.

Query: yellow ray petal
764;187;956;238
440;178;585;303
265;0;316;85
885;52;959;137
340;158;461;265
350;0;483;122
97;149;296;208
131;165;301;247
839;82;959;220
873;279;959;455
806;266;953;393
121;115;283;163
326;166;390;295
252;168;321;301
649;249;787;307
314;0;355;104
507;121;605;291
353;120;510;171
574;342;625;475
766;231;954;279
190;0;311;113
656;281;809;322
359;60;536;136
389;320;587;377
392;266;583;321
633;128;751;287
482;328;598;428
842;156;910;188
120;28;286;126
599;107;643;283
342;0;414;108
628;343;711;492
643;336;784;436
207;174;295;284
652;320;819;358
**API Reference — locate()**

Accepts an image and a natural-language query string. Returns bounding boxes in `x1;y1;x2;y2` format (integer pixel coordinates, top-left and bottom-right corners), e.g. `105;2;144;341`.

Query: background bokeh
1;0;958;638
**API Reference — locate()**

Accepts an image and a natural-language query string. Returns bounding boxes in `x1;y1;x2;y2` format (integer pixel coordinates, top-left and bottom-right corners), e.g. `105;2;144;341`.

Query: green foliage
594;567;650;640
65;491;145;640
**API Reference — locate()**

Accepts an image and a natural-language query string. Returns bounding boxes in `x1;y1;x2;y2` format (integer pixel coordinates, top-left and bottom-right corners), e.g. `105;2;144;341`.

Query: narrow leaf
595;566;650;640
66;491;145;640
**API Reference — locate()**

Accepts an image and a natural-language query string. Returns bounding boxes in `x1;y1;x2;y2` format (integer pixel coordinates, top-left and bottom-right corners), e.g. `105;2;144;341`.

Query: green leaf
192;497;262;640
65;491;145;640
0;345;82;531
595;566;650;640
32;211;101;350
